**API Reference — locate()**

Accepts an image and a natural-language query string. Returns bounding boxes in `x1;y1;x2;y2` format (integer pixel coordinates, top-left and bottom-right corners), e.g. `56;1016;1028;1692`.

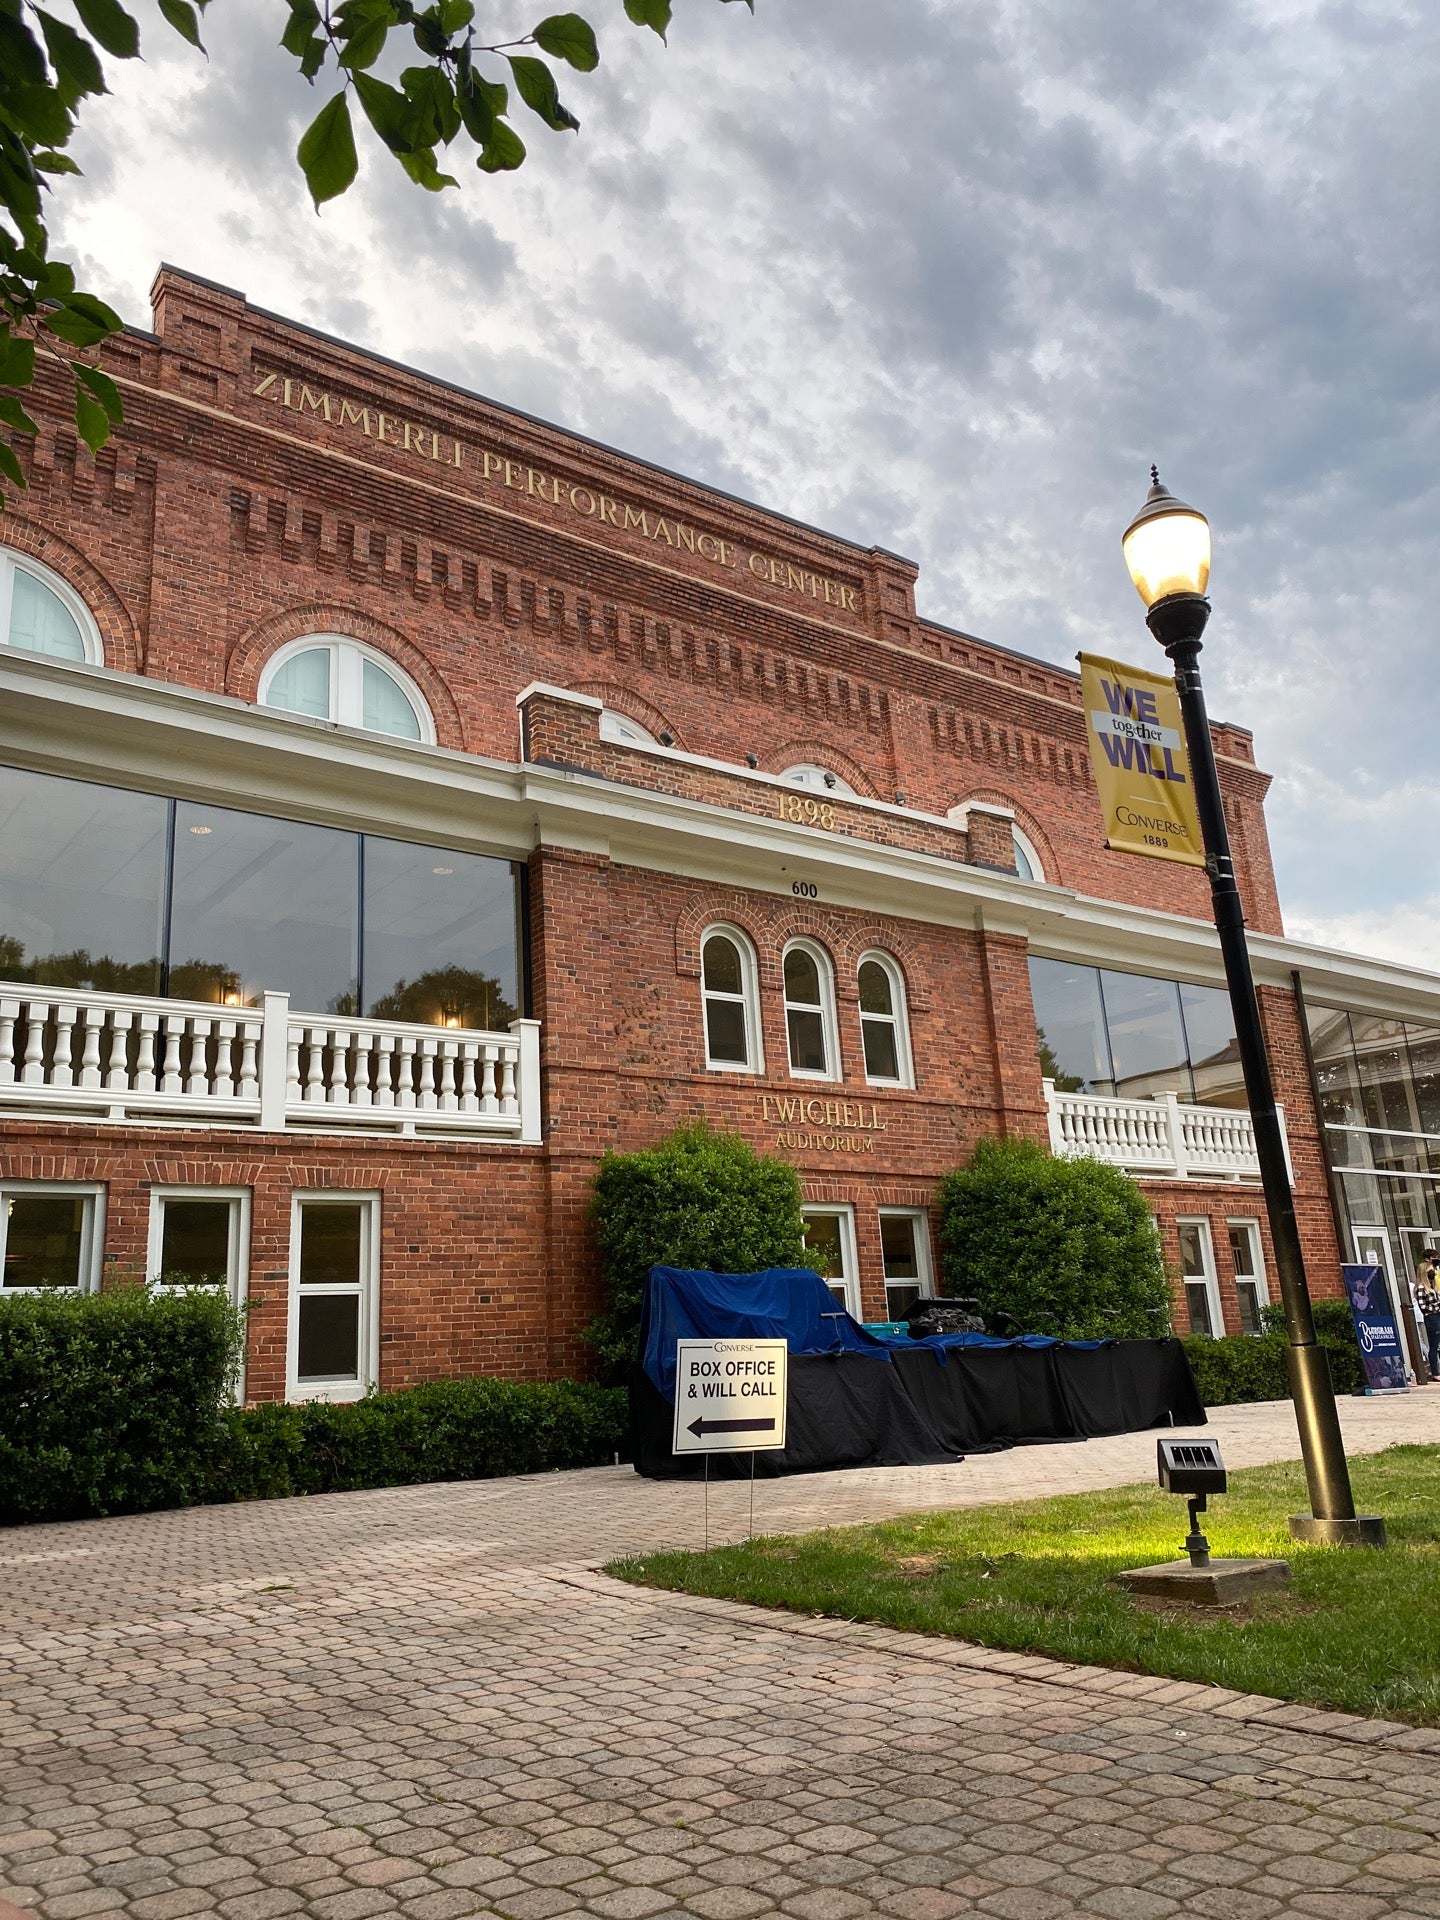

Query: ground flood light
1156;1437;1228;1568
1115;1436;1291;1606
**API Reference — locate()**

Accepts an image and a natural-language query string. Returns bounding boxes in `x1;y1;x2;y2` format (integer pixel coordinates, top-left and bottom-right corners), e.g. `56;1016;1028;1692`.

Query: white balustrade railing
1043;1080;1290;1184
0;982;540;1141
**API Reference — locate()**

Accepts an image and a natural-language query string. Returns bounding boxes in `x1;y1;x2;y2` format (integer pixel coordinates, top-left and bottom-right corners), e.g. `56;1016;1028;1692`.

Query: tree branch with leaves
0;0;751;503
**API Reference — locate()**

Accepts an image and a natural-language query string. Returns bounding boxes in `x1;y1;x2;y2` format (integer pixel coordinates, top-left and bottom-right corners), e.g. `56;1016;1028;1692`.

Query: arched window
258;636;434;743
0;549;99;663
599;709;657;746
1012;826;1044;883
858;951;913;1088
780;763;855;795
701;925;761;1072
783;939;839;1079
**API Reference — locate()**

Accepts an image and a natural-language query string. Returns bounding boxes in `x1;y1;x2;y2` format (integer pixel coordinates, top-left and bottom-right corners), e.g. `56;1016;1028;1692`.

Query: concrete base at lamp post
1289;1514;1388;1546
1115;1558;1291;1605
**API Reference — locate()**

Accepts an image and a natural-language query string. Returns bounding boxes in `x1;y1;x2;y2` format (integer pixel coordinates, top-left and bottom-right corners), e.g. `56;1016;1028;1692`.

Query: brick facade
0;265;1357;1398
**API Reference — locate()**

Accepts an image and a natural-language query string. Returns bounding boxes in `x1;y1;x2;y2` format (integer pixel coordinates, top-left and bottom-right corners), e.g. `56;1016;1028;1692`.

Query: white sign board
672;1338;788;1454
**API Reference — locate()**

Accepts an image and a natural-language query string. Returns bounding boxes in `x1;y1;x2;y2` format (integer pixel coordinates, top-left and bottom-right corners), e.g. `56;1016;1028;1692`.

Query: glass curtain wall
1029;956;1244;1106
0;764;522;1023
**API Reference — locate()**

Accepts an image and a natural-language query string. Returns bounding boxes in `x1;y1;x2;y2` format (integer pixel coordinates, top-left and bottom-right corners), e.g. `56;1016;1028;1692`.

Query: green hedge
0;1285;245;1524
1183;1300;1365;1405
1;1287;627;1527
588;1122;806;1376
937;1138;1171;1339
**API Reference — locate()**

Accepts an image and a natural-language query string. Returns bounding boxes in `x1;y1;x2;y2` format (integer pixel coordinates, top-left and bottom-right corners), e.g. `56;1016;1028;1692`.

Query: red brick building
3;265;1438;1401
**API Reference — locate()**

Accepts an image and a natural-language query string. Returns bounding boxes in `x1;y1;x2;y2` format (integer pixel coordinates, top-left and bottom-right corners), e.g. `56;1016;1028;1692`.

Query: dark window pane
1236;1282;1262;1337
1349;1014;1415;1133
298;1204;363;1286
170;803;357;1013
1100;969;1190;1100
159;1200;232;1283
1405;1026;1440;1137
1227;1225;1257;1279
862;1018;899;1082
1179;983;1245;1109
788;1007;826;1073
858;960;893;1016
784;947;821;1005
886;1281;923;1317
1185;1281;1215;1337
880;1214;919;1280
0;765;165;992
705;997;748;1064
702;935;742;995
1178;1222;1207;1278
802;1212;842;1276
362;837;519;1028
1305;1005;1363;1127
1028;958;1112;1094
297;1294;360;1380
4;1194;85;1288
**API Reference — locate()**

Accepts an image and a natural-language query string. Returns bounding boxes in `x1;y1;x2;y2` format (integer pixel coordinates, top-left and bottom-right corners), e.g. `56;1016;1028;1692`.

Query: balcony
0;983;541;1142
1043;1080;1290;1184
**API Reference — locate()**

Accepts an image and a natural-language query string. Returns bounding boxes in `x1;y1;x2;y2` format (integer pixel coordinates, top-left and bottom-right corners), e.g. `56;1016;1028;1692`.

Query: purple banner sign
1341;1264;1409;1393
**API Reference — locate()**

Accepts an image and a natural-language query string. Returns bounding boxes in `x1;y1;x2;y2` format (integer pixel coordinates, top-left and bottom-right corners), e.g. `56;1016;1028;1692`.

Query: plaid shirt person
1418;1264;1440;1380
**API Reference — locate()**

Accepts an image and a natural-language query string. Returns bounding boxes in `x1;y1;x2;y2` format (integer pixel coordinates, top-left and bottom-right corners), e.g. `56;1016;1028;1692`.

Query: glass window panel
296;1294;360;1380
705;998;748;1065
784;948;821;1005
1305;1005;1364;1127
362;837;519;1028
159;1201;232;1283
880;1214;919;1280
1178;1222;1208;1279
858;960;893;1017
298;1204;363;1287
787;1008;827;1074
1012;832;1035;882
3;1194;86;1288
802;1212;842;1274
1405;1026;1440;1137
9;568;85;658
703;936;742;994
0;766;165;992
1184;1281;1215;1337
170;802;357;1013
1236;1283;1263;1337
1179;983;1245;1109
861;1019;899;1082
264;647;332;718
1027;958;1113;1094
1227;1224;1257;1279
1349;1014;1416;1133
1100;969;1191;1100
361;659;422;740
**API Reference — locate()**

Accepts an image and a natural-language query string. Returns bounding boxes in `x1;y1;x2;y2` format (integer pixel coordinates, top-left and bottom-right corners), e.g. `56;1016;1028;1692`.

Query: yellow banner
1078;653;1206;867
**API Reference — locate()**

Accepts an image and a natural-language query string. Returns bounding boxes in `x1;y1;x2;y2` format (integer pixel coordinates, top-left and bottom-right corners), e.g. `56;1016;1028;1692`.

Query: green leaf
33;151;82;174
0;391;38;435
0;334;35;388
0;10;50;87
352;70;411;150
437;0;472;29
622;0;670;38
72;358;121;423
400;65;459;144
43;294;120;348
73;384;110;453
532;13;598;72
505;53;577;131
35;258;75;296
396;145;457;190
0;434;26;488
333;0;392;71
454;68;494;143
0;85;75;147
157;0;204;51
70;0;139;60
37;3;106;100
280;0;320;54
296;90;357;207
477;117;524;171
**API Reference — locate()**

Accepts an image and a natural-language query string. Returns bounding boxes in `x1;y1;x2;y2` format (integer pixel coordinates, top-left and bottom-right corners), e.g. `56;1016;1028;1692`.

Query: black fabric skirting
631;1337;1205;1479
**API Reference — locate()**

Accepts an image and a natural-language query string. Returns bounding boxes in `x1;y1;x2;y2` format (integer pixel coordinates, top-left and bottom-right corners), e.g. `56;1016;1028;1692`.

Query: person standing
1416;1253;1440;1384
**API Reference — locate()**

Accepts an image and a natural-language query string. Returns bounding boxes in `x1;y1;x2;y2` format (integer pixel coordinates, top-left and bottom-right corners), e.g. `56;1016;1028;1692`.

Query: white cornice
1;650;1433;1017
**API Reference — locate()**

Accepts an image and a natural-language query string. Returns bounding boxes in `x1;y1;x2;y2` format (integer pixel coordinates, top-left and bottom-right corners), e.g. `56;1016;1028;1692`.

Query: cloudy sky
48;0;1440;969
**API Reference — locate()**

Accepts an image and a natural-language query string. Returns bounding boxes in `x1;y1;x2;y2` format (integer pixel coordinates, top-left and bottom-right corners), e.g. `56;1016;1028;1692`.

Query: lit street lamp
1122;471;1385;1546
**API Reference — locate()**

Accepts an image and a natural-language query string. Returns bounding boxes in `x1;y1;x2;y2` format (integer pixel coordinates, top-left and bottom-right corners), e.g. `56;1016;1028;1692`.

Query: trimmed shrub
1185;1302;1365;1406
588;1122;806;1375
0;1284;244;1524
936;1137;1171;1339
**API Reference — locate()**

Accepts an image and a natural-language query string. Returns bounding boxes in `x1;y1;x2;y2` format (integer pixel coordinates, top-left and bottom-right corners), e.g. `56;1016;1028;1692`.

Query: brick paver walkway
4;1395;1440;1920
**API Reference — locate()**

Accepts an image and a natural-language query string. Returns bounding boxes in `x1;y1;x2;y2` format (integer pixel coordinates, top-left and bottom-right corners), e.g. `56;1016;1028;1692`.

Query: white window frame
599;709;657;746
147;1186;251;1401
782;937;840;1082
802;1204;861;1320
1012;826;1045;884
857;949;914;1089
780;763;855;795
286;1192;380;1404
1177;1215;1225;1338
878;1206;932;1318
0;1182;104;1294
0;548;101;664
700;924;763;1075
258;635;436;744
1224;1217;1269;1337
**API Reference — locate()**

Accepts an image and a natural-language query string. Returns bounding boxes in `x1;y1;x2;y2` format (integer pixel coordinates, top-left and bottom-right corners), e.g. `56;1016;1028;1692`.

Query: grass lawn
609;1443;1440;1726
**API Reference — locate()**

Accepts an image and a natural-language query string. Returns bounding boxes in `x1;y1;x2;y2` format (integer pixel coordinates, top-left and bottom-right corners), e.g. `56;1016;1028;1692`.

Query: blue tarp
638;1265;1106;1401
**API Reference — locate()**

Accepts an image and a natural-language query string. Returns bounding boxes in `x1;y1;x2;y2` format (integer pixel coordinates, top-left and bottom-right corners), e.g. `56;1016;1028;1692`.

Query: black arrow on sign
688;1416;776;1438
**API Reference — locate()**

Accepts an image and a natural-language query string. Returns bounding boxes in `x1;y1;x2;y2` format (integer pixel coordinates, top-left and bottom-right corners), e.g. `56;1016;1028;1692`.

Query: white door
1354;1225;1412;1380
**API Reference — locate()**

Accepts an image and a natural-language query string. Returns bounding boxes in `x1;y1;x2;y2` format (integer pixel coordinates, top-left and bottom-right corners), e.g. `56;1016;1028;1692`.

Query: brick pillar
1258;981;1345;1301
976;912;1048;1143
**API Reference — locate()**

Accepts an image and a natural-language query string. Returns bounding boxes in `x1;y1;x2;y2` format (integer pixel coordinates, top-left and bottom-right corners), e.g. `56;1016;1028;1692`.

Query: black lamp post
1122;472;1384;1546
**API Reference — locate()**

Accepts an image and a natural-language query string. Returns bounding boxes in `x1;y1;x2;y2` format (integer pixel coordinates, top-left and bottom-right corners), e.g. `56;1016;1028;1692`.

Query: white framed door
1352;1225;1412;1380
801;1205;860;1320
